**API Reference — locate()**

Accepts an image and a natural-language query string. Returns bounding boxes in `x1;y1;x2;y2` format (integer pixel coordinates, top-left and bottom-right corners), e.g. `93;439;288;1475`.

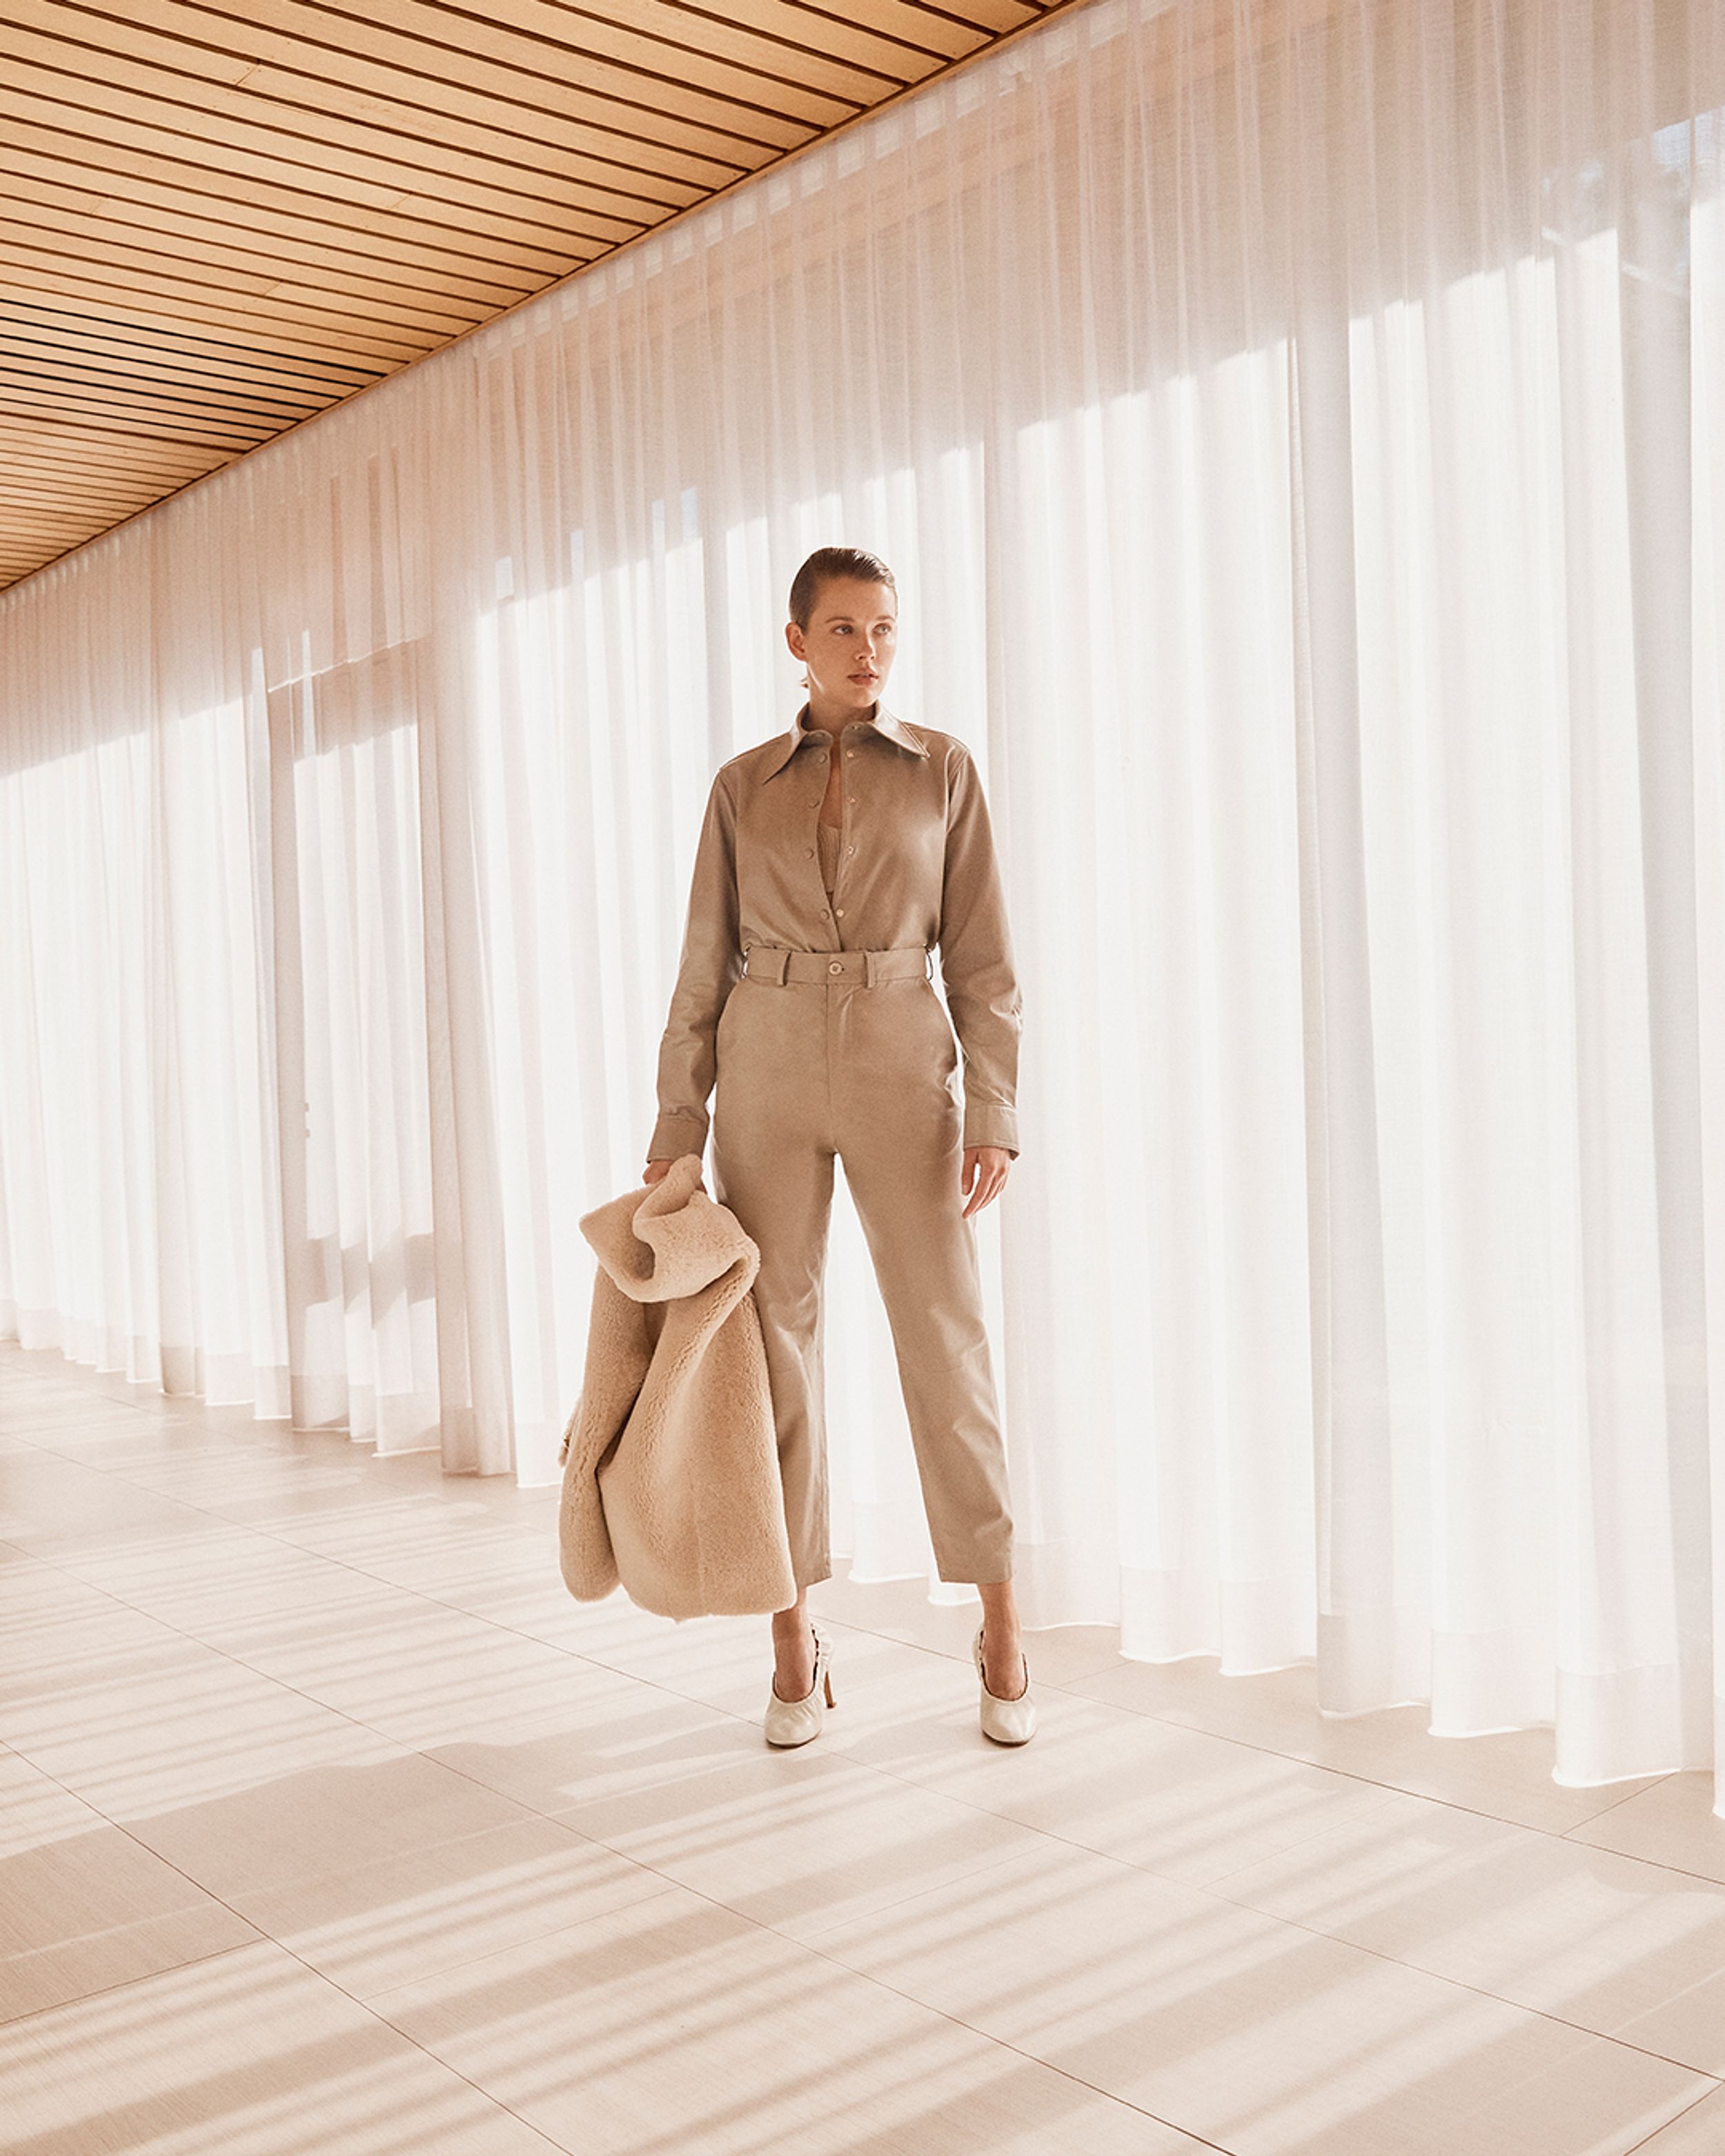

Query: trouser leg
831;974;1015;1584
709;980;836;1590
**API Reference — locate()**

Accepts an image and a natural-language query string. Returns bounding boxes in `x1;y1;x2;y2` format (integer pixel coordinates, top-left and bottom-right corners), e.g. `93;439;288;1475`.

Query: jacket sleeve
938;746;1023;1156
647;767;743;1162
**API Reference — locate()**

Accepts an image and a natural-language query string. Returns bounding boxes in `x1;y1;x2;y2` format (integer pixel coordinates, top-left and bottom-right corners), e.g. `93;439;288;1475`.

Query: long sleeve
938;747;1023;1156
647;767;742;1161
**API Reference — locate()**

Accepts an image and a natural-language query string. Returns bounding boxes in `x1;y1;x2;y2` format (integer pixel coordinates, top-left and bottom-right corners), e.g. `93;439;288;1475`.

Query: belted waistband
743;943;933;987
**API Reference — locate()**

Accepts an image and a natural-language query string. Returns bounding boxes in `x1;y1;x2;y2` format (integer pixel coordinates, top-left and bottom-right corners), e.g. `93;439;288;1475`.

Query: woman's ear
784;620;806;662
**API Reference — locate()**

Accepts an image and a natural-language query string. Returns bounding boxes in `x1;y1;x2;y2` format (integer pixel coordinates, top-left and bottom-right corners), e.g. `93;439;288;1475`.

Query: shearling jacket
557;1152;796;1619
648;702;1023;1164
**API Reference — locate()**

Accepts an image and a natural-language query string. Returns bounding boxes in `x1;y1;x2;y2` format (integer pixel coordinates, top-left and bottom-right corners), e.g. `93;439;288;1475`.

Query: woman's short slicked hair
788;546;896;631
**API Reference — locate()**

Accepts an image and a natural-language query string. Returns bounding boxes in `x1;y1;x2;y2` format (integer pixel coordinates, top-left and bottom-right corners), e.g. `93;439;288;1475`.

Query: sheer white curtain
1;0;1722;1803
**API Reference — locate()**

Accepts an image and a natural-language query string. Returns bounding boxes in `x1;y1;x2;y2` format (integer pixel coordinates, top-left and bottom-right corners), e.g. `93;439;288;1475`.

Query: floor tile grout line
0;1406;558;1547
0;1932;577;2155
761;1760;1725;2088
8;1723;1716;2156
386;1563;1681;1872
1059;1675;1673;1841
0;1365;1706;1854
1622;2081;1722;2153
5;1656;1205;2153
10;1356;1725;2063
351;1836;1250;2156
8;1464;1713;1919
1558;1777;1689;1826
10;1440;1713;1901
4;1746;1234;2156
6;1432;1716;2139
0;1938;268;2037
413;1670;1725;2101
1176;1866;1725;2084
23;1629;1725;2113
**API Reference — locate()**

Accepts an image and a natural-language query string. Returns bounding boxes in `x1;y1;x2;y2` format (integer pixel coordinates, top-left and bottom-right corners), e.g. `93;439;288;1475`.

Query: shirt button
805;847;814;858
835;909;845;917
847;750;856;758
847;847;855;855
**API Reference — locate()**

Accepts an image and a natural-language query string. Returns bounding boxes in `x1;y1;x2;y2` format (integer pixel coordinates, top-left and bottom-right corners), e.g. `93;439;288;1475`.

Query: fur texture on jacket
557;1152;796;1619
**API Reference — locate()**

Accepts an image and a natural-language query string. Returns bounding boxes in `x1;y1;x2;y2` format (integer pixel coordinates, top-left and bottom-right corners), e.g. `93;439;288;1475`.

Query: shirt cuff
647;1111;709;1162
961;1104;1019;1156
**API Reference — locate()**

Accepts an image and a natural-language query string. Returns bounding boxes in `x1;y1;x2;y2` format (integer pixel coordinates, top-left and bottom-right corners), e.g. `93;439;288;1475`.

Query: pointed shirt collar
758;702;929;782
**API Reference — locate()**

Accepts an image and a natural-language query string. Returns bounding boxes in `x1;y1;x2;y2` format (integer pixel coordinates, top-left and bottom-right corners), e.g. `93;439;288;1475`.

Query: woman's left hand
960;1146;1012;1217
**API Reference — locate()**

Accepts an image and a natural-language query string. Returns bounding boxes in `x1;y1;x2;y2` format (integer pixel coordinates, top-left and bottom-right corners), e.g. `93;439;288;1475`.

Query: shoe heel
822;1669;836;1708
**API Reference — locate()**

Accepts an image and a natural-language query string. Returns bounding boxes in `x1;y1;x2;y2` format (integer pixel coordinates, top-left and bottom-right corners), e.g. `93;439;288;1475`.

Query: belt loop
864;949;878;988
925;946;934;981
747;945;790;986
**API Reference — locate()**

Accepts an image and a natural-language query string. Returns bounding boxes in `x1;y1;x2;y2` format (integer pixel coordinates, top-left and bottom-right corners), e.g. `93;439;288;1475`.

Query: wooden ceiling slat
1;479;184;513
0;454;231;493
0;388;271;453
0;466;175;499
0;278;414;384
233;52;783;169
6;42;748;198
1;314;384;403
74;0;832;158
119;0;875;133
224;0;922;110
5;83;694;252
0;403;245;451
0;418;235;478
0;508;118;535
0;0;1076;589
1;228;490;344
0;355;325;431
927;0;1043;28
0;385;313;444
0;266;431;370
1;298;384;394
1;80;685;239
1;140;583;281
1;458;219;496
3;179;553;310
529;0;966;73
0;457;212;488
0;456;224;493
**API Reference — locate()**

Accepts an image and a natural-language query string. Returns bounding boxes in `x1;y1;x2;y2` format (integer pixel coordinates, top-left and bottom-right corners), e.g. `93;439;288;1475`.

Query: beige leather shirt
649;702;1023;1162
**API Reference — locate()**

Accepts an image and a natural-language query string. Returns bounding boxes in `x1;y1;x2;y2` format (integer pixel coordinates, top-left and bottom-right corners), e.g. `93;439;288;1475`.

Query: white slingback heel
763;1619;836;1747
974;1623;1037;1744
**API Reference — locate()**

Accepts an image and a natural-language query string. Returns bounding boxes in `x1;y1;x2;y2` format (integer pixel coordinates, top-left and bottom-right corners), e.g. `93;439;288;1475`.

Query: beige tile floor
3;1343;1724;2155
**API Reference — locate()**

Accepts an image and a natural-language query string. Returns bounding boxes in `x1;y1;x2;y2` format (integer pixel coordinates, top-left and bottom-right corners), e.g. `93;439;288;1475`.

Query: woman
642;546;1036;1748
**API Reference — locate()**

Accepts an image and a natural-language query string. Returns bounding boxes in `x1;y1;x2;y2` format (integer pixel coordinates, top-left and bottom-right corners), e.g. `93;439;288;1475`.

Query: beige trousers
709;942;1015;1591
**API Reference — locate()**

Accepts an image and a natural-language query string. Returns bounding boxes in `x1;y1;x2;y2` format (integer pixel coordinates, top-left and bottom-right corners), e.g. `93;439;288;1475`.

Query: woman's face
786;577;898;715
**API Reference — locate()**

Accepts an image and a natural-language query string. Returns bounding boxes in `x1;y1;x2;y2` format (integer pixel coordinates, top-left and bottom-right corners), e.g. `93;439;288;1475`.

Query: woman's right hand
643;1155;706;1191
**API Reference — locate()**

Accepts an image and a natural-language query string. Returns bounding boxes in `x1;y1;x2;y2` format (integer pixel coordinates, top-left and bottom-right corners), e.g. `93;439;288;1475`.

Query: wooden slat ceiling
0;0;1070;593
